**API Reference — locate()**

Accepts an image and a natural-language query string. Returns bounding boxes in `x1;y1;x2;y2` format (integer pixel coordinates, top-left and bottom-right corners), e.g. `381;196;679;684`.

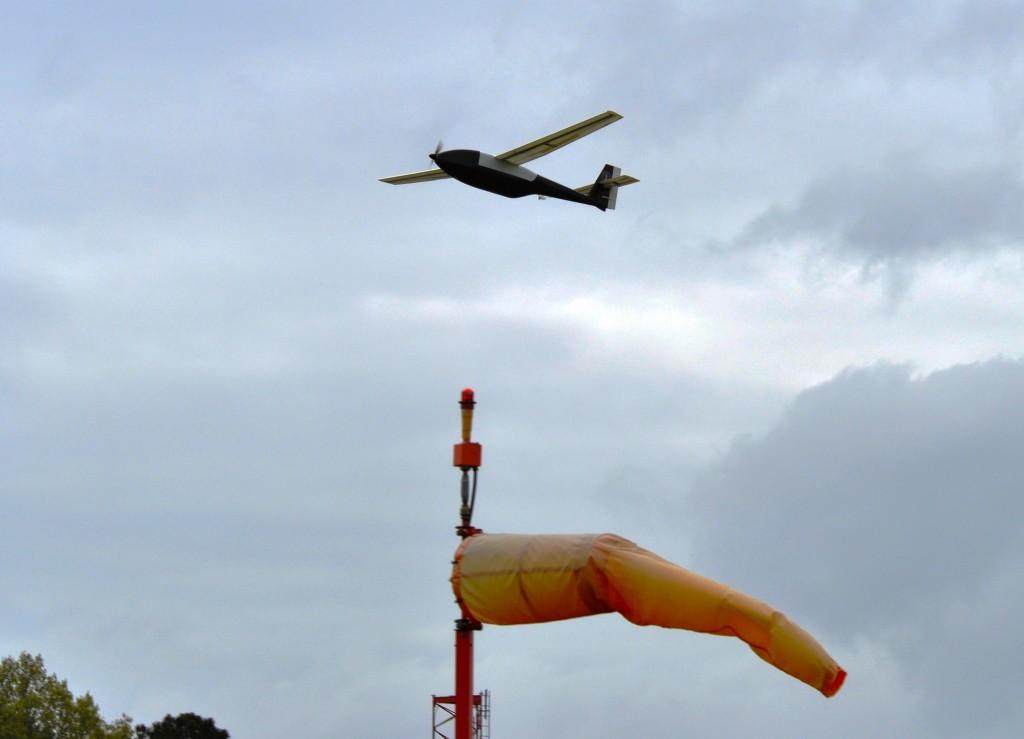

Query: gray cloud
685;358;1024;737
741;156;1024;262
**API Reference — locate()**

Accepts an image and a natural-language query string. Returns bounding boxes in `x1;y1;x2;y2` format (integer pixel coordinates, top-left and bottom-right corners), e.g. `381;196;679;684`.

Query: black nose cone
431;150;456;169
433;149;475;166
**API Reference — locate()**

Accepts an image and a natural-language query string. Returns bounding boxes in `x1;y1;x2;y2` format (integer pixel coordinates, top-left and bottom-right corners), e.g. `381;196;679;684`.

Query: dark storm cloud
741;156;1024;262
684;358;1024;737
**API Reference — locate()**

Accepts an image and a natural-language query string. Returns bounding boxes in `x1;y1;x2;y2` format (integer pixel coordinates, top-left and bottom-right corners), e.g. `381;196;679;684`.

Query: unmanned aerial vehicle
379;111;637;210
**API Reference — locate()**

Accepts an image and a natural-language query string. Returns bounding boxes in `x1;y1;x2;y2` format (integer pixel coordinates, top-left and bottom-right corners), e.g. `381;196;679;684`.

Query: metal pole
454;622;475;739
452;388;483;739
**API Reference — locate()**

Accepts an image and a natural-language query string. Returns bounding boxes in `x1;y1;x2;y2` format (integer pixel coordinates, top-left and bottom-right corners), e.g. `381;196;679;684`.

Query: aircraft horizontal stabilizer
574;165;638;211
574;174;639;195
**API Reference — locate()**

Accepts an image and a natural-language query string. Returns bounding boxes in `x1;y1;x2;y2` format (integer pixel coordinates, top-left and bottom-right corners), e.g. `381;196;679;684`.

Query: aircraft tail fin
575;165;639;211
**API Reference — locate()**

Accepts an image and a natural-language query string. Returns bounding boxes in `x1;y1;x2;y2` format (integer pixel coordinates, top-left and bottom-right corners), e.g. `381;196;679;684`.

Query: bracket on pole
454;388;482;538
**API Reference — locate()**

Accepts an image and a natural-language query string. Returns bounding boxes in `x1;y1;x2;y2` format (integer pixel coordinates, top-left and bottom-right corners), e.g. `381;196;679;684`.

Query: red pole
453;388;482;739
454;623;475;739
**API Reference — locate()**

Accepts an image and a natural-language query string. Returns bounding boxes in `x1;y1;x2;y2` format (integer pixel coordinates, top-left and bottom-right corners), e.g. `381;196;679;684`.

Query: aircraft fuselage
430;149;598;208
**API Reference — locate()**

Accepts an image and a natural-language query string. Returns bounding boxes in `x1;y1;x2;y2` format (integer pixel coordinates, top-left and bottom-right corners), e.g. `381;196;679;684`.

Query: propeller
430;140;443;162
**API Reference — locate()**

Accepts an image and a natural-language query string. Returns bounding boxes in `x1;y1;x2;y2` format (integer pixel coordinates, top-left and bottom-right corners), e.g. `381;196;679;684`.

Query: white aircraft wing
379;168;451;185
495;110;623;165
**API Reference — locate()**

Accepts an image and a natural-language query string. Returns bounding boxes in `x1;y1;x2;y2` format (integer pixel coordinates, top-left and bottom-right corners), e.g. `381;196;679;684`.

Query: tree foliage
0;652;133;739
134;713;229;739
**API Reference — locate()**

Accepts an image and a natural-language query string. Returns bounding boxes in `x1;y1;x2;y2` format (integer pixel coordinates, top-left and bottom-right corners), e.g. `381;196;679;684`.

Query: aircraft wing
495;110;622;165
379;168;451;185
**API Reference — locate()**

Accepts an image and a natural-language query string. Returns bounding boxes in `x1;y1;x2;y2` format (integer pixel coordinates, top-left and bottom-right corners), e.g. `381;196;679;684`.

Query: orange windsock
451;533;846;697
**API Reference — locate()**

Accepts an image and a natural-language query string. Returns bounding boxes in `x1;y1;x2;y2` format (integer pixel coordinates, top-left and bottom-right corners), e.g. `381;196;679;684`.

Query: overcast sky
3;2;1023;737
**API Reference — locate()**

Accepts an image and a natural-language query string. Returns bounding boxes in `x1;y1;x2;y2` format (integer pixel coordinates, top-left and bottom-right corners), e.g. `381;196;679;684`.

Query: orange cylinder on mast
454;388;482;468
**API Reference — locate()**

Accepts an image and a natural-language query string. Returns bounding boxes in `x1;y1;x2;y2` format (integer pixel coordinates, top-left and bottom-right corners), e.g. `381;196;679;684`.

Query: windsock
451;533;846;697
